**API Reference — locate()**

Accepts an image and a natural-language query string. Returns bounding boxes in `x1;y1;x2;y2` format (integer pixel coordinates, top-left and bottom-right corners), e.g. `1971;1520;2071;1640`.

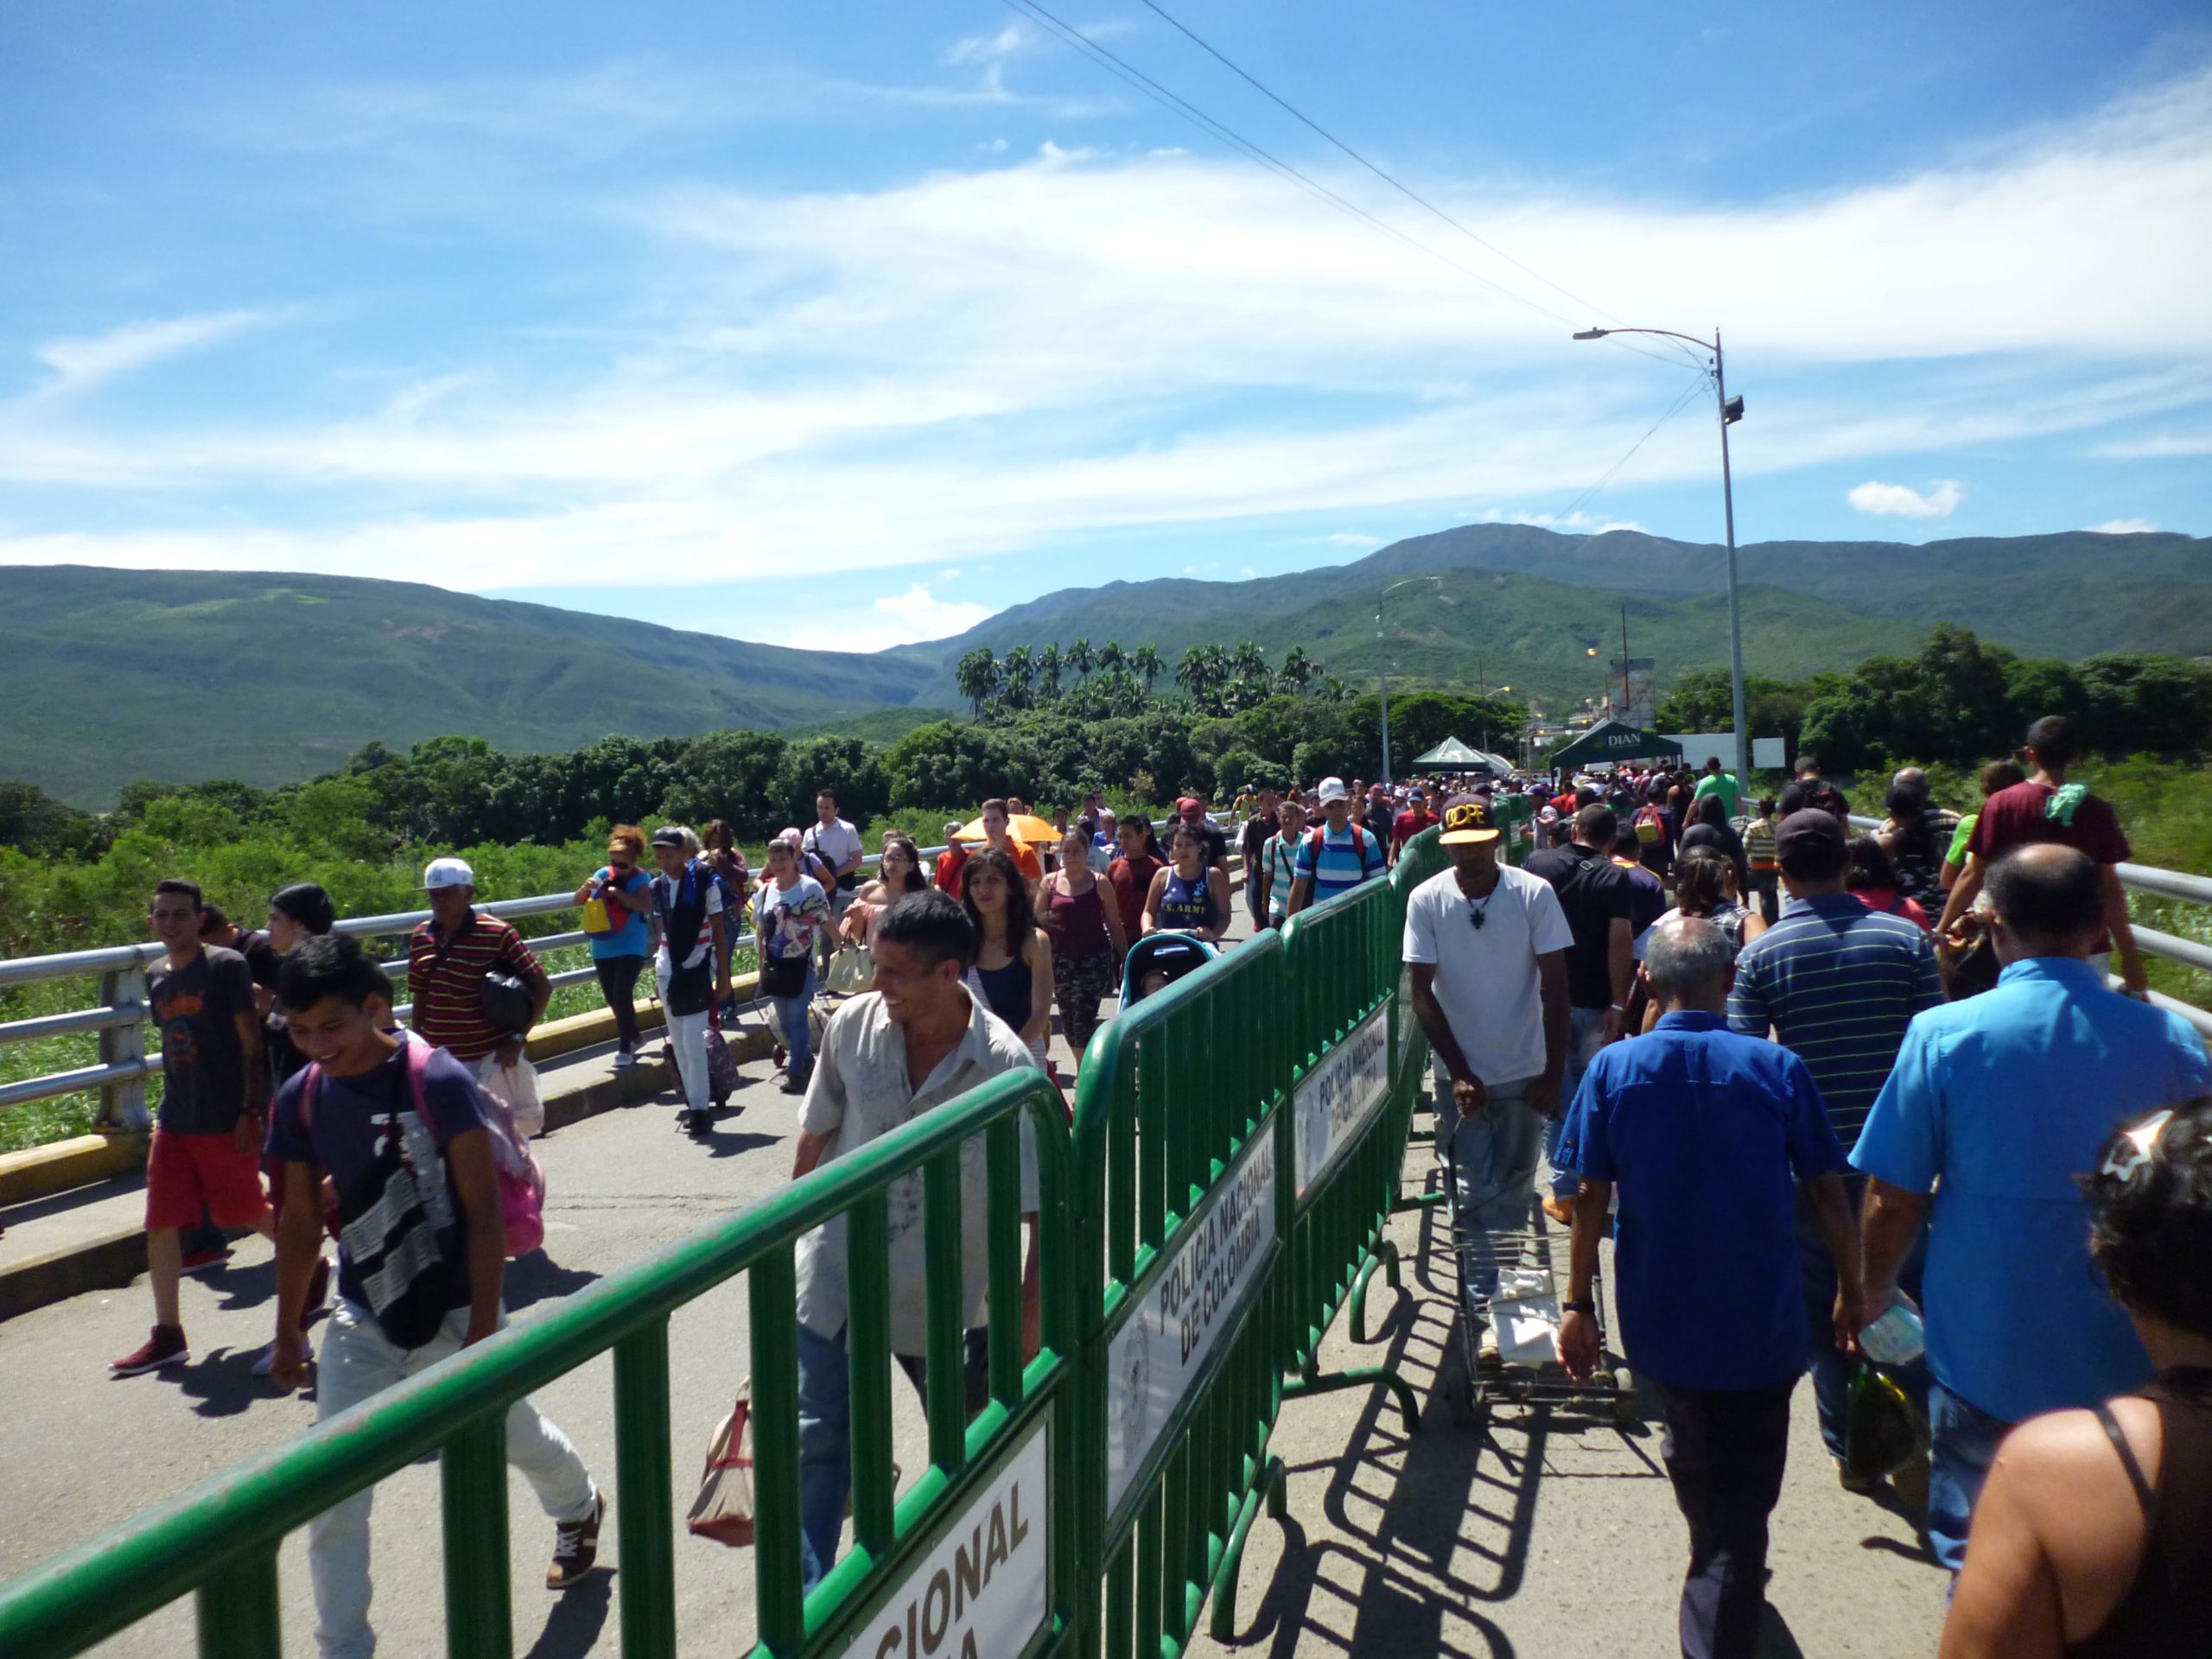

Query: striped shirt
1726;892;1942;1151
407;910;547;1064
1293;822;1385;903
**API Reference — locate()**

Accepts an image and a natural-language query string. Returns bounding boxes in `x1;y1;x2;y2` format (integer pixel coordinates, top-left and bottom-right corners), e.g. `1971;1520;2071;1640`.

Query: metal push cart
1443;1127;1637;1426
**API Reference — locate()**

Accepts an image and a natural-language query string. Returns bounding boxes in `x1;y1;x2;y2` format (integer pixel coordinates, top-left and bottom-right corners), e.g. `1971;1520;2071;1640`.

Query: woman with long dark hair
961;847;1055;1062
1038;823;1128;1067
842;833;928;950
1142;821;1230;941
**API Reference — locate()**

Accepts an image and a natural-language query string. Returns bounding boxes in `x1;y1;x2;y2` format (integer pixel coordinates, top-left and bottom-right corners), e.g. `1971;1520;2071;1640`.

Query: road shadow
169;1345;273;1419
1758;1603;1808;1657
209;1254;278;1313
507;1253;604;1312
703;1128;784;1160
522;1568;613;1659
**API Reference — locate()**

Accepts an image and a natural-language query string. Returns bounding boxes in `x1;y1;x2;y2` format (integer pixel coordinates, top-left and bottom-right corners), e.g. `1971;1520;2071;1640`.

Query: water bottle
1858;1300;1925;1367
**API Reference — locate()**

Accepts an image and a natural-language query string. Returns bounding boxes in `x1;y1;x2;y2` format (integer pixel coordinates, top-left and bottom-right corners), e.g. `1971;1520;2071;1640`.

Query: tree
1277;645;1316;693
1132;644;1162;695
1175;645;1213;708
1318;675;1350;703
1066;637;1094;681
1001;645;1035;713
954;648;999;719
1097;639;1125;676
1036;643;1063;702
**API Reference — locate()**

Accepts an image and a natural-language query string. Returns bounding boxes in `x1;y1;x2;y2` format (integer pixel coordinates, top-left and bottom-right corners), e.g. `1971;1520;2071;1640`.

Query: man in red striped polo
408;857;551;1076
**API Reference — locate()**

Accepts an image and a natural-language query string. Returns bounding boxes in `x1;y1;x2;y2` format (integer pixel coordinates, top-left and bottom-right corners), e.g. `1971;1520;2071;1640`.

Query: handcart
1442;1124;1636;1427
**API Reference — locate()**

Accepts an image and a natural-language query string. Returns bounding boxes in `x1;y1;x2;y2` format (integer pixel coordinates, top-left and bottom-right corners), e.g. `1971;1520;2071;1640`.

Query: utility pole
1620;603;1630;719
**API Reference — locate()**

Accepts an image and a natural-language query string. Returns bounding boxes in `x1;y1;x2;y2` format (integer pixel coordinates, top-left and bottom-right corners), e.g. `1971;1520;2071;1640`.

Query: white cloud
32;308;282;394
943;23;1030;67
1478;509;1649;534
1238;566;1257;576
2098;431;2212;458
1297;532;1382;548
1847;479;1964;518
2085;518;2161;534
778;582;988;652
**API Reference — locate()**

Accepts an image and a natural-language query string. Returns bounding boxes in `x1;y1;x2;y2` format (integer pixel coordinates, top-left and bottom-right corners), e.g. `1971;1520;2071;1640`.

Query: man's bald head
1987;843;2106;958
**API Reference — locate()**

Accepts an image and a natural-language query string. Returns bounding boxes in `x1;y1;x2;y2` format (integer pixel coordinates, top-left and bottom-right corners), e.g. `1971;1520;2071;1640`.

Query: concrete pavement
0;889;1949;1656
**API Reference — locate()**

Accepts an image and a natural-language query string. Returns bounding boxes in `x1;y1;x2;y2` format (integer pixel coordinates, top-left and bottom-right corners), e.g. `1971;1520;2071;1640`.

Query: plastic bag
687;1379;755;1547
484;1056;545;1141
1844;1359;1928;1484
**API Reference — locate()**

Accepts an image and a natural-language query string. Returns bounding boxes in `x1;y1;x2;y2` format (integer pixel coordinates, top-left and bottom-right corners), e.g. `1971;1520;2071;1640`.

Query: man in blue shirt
1853;843;2212;1573
1559;917;1860;1659
1728;807;1942;1479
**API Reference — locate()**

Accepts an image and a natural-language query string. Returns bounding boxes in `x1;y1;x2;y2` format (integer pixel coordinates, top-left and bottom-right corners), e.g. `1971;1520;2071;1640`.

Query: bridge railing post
95;963;149;1133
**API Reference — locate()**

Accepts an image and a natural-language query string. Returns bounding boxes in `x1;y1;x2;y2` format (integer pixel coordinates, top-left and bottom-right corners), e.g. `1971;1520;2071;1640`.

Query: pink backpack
302;1033;546;1258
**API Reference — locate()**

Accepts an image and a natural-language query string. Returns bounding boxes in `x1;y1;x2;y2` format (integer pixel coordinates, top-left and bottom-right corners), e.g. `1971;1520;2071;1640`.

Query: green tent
1547;719;1683;769
1411;736;1488;769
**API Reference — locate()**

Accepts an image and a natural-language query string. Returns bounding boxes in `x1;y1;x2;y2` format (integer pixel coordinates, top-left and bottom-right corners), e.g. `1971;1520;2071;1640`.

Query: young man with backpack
266;935;602;1656
1287;777;1387;916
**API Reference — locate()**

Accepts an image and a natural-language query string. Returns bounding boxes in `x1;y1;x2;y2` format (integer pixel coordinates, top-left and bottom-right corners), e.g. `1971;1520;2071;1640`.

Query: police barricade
1068;929;1290;1658
0;1069;1077;1659
1268;835;1446;1530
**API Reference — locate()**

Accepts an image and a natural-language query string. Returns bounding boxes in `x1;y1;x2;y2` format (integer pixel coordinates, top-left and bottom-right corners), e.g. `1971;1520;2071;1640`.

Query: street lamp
1573;325;1749;785
1376;574;1442;788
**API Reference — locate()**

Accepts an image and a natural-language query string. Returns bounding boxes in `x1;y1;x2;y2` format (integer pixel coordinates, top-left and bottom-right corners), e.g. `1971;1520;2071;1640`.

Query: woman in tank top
1942;1097;2212;1658
1142;823;1231;942
1038;824;1130;1068
959;847;1054;1062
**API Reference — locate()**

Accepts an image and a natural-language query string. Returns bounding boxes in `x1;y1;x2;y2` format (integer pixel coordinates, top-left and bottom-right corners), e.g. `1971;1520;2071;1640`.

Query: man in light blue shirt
1854;843;2212;1572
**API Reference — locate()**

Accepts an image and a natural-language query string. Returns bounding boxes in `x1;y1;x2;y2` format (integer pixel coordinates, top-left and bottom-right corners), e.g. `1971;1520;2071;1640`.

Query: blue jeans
772;966;817;1081
1793;1173;1928;1460
1541;1007;1611;1200
796;1322;990;1591
1440;1073;1543;1309
1927;1381;2012;1573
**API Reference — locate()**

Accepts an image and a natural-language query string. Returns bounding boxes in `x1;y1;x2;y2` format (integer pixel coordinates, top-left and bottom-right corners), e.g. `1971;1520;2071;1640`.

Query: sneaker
111;1325;189;1376
179;1246;232;1276
1476;1323;1503;1372
612;1049;638;1071
687;1109;715;1139
547;1489;607;1589
251;1335;313;1378
302;1256;333;1329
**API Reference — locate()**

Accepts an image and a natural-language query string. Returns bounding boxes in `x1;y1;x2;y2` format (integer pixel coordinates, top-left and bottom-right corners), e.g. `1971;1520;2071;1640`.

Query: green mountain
7;524;2202;806
0;568;934;805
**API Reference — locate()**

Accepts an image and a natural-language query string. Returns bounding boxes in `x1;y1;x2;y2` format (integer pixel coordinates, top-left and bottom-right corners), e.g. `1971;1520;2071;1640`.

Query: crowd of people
1405;713;2208;1658
87;711;2211;1658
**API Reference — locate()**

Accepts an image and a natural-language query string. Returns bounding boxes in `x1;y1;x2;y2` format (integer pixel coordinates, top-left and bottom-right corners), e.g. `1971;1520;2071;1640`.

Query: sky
2;2;2208;653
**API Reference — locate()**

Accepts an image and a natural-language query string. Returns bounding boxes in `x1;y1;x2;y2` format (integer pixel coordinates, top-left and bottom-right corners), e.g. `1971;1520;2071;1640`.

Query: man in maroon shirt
1936;715;2147;995
1392;787;1440;864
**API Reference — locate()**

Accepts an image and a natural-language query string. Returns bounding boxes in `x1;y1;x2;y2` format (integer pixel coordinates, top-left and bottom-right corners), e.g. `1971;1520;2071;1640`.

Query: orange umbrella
954;813;1062;846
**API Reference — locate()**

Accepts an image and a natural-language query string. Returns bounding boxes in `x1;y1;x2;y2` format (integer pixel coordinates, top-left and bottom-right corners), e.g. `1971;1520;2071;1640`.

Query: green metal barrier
0;1070;1077;1659
1070;928;1290;1659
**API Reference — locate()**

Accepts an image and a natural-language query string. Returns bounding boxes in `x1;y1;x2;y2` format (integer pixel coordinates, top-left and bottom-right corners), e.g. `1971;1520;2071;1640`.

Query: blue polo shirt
1851;957;2211;1424
1727;892;1942;1152
1559;1011;1847;1392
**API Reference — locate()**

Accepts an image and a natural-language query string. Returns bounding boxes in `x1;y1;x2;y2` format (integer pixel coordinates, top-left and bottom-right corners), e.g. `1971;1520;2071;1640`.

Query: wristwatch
1561;1298;1597;1316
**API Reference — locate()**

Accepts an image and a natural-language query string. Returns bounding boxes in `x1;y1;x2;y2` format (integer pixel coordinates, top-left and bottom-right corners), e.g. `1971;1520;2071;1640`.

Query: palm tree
1001;644;1034;711
1065;637;1094;681
1175;645;1212;706
1319;674;1350;703
1036;642;1062;702
1277;645;1316;693
1131;644;1161;695
1098;639;1126;676
954;648;999;718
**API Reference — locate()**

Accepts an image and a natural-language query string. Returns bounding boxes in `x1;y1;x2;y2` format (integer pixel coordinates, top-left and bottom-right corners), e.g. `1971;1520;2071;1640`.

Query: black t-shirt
148;945;256;1135
228;928;281;991
1196;822;1229;869
1238;812;1279;866
1523;843;1633;1010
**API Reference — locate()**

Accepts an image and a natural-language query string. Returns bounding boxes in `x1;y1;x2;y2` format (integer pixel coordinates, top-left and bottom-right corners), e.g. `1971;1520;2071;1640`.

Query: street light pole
1573;324;1750;786
1376;575;1441;789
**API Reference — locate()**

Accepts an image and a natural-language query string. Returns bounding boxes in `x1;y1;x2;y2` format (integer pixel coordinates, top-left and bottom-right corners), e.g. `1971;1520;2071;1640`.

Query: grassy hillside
0;568;933;804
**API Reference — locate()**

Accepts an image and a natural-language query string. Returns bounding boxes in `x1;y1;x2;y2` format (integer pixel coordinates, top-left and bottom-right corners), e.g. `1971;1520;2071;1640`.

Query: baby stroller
1120;932;1219;1008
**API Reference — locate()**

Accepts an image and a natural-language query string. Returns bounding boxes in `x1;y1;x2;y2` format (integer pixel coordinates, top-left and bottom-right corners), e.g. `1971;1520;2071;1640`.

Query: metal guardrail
0;823;1194;1132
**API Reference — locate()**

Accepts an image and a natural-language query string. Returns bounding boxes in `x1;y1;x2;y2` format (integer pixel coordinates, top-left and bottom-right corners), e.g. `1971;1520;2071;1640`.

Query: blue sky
2;2;2207;651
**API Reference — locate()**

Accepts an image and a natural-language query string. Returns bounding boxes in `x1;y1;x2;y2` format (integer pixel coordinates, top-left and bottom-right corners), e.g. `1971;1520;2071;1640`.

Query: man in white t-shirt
803;789;865;971
1404;792;1573;1318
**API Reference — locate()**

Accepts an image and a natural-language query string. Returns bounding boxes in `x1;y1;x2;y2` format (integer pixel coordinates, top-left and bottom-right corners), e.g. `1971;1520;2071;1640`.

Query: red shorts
146;1128;270;1231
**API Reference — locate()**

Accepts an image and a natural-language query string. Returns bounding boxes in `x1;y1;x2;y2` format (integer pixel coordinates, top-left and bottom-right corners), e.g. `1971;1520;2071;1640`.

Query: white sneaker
253;1337;311;1378
612;1049;638;1070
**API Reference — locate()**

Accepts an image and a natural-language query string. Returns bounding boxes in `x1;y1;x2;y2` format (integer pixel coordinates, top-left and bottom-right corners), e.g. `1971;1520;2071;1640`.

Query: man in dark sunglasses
1403;794;1574;1336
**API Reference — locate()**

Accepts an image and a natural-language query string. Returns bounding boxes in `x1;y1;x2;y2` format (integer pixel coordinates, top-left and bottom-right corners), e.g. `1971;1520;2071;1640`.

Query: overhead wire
1554;368;1713;526
998;0;1690;371
1132;0;1704;371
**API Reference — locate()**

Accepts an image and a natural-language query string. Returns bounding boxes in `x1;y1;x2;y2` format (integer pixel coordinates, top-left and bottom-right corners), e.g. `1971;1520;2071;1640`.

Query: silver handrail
0;822;1185;1128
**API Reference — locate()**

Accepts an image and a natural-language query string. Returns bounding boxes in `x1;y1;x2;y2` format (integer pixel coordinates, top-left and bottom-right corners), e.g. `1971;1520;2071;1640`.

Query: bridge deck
0;902;1948;1656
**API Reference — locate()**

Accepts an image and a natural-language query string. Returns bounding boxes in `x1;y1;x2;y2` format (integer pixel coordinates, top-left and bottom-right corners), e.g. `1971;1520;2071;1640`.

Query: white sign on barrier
842;1411;1051;1659
1103;1119;1277;1517
1293;1001;1392;1198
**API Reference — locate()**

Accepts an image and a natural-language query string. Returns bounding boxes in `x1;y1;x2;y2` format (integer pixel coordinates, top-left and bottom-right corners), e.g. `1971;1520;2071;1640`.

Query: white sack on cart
1497;1292;1564;1366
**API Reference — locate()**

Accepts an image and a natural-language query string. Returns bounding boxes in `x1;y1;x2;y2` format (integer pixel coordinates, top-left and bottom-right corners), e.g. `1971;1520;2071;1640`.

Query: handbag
823;944;874;996
686;1378;755;1547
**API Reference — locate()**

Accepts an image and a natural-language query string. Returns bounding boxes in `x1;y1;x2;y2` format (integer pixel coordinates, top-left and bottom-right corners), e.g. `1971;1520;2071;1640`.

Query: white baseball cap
1318;776;1350;803
421;856;475;891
